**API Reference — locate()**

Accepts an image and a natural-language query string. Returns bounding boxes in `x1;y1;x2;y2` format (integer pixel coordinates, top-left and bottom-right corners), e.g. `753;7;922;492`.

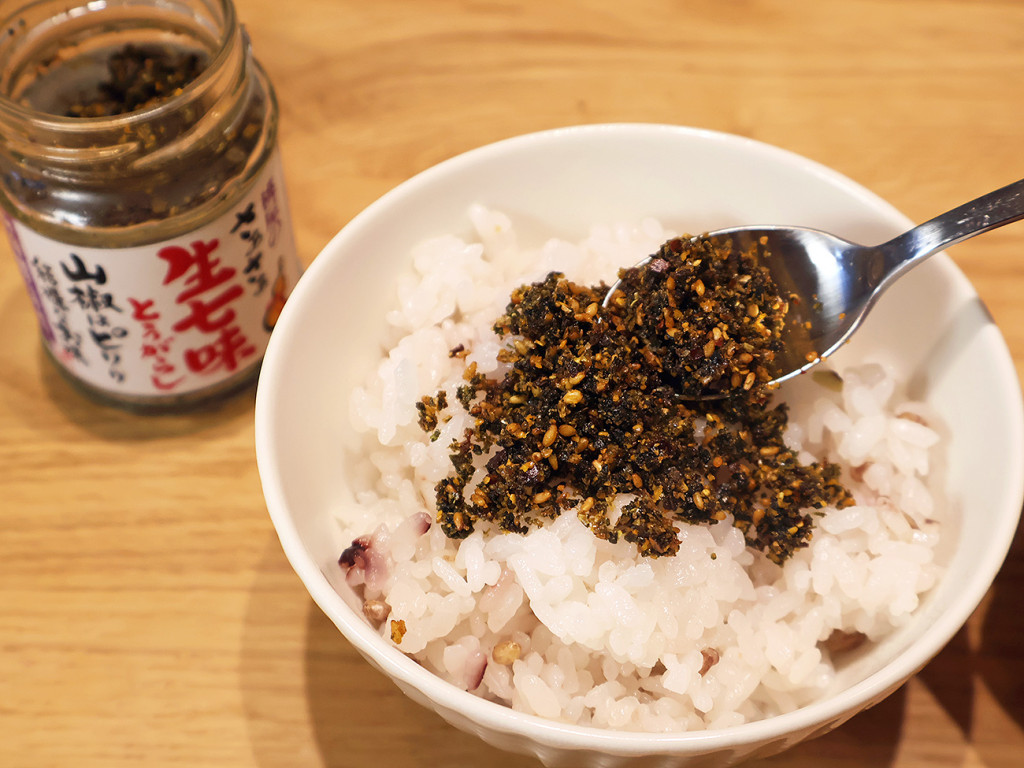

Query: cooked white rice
339;206;944;732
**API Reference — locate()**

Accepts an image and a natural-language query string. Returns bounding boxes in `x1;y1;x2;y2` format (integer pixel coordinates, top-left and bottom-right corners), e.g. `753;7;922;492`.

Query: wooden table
3;0;1023;765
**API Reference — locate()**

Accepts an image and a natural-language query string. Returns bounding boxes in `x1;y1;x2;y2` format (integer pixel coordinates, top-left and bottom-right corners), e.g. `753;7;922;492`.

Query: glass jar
0;0;302;410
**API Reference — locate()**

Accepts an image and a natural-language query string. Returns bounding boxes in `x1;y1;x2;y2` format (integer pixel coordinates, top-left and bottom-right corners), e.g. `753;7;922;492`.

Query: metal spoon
607;176;1024;394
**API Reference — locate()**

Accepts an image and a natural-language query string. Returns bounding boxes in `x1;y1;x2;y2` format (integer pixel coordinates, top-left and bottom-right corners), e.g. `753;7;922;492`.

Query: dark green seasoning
417;234;853;564
64;44;206;117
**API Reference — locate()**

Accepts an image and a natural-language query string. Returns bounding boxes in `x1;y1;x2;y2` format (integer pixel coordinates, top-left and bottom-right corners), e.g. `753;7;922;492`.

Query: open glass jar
0;0;301;410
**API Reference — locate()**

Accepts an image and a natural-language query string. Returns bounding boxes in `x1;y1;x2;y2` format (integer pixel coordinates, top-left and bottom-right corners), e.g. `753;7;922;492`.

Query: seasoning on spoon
686;176;1024;388
605;234;789;400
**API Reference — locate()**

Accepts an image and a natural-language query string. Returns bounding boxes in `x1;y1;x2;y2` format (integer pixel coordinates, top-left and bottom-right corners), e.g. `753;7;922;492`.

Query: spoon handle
880;176;1024;280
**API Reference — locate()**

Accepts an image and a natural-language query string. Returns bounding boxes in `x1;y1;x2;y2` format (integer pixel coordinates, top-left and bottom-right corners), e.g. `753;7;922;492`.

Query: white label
4;149;302;399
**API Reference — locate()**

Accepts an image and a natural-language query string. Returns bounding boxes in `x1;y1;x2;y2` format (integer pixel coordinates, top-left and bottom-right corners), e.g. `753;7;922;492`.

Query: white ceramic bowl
254;124;1024;767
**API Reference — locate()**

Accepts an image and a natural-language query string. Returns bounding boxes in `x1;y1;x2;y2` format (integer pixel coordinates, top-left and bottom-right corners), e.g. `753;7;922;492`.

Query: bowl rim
255;122;1024;754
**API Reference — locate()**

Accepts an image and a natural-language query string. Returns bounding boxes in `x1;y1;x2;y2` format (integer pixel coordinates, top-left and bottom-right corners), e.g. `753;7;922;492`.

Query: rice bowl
340;206;945;731
255;124;1024;766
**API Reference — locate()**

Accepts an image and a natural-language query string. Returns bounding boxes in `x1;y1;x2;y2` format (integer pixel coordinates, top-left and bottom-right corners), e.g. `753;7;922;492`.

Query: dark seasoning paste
63;44;206;117
15;41;266;230
419;234;854;563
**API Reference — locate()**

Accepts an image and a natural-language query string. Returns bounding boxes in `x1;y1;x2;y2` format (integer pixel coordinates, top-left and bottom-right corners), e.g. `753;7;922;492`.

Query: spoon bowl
609;176;1024;393
704;225;894;386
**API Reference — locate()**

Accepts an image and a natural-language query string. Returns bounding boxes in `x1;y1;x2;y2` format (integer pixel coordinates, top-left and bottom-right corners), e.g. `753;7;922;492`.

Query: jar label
4;149;302;400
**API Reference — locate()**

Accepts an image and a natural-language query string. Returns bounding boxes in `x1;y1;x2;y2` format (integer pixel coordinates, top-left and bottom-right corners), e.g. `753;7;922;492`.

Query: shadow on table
302;602;537;768
240;535;536;768
33;343;258;441
299;605;914;768
242;518;1024;768
974;516;1024;760
0;288;254;438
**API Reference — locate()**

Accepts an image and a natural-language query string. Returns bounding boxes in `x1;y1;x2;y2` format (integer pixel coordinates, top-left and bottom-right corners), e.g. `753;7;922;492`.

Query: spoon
607;176;1024;395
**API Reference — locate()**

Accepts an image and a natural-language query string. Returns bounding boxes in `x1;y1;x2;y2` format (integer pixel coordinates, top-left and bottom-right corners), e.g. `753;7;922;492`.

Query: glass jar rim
0;0;240;130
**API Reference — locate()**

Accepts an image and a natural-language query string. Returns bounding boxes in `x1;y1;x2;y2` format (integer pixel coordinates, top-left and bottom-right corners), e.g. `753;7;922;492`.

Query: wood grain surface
2;1;1023;766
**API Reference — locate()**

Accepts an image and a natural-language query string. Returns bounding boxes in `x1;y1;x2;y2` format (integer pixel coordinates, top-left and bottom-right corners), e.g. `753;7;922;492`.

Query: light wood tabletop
3;0;1024;766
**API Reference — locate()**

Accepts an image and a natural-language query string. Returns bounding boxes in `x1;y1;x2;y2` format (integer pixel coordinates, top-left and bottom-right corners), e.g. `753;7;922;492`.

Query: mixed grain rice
338;207;944;731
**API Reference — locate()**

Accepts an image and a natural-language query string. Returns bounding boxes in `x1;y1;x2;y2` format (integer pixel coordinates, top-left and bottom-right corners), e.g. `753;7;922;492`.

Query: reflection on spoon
605;176;1024;398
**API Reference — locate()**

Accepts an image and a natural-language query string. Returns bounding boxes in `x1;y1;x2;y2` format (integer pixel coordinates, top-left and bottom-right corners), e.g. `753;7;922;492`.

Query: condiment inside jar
0;0;303;410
